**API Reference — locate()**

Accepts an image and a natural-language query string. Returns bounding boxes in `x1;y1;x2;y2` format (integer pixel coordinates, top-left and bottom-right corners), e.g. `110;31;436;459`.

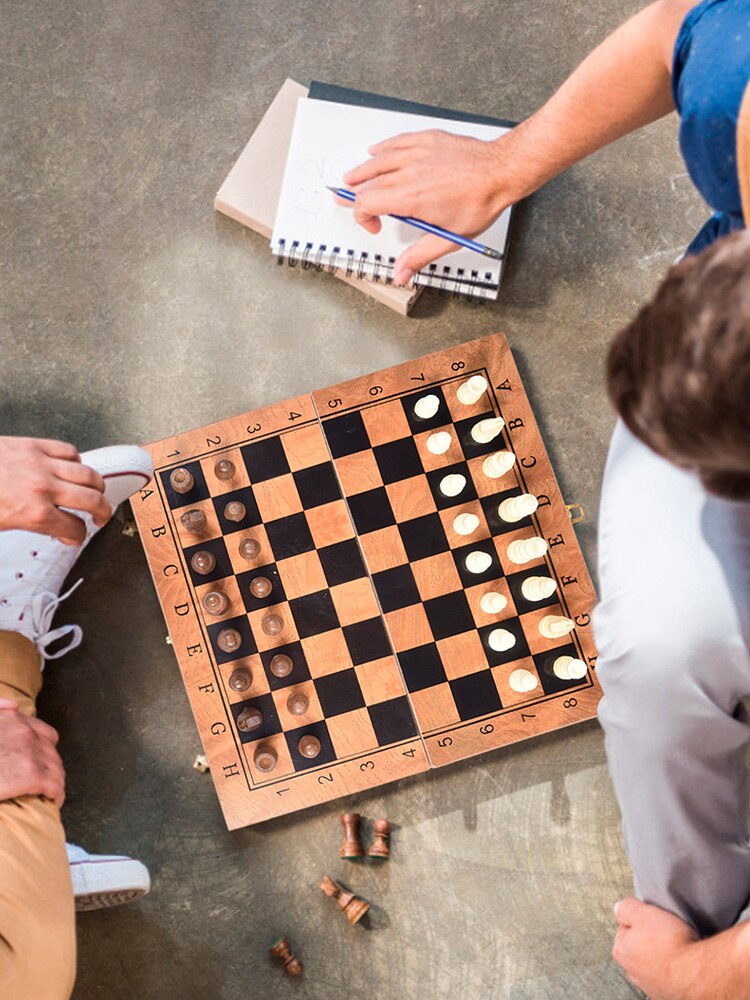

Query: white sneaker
0;444;153;660
67;842;151;911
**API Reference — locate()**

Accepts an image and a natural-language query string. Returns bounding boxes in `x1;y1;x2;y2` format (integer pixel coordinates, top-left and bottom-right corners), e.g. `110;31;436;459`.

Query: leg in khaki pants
0;631;76;1000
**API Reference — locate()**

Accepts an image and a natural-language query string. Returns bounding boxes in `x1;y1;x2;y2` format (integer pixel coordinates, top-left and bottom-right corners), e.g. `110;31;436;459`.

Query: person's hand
613;898;700;999
0;436;110;545
0;700;65;808
341;129;521;284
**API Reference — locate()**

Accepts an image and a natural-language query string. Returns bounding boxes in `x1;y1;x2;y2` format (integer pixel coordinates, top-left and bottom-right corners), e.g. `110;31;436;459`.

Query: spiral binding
275;239;495;299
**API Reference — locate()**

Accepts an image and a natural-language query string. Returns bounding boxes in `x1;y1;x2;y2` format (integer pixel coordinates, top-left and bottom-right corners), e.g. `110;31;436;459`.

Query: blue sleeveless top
673;0;750;252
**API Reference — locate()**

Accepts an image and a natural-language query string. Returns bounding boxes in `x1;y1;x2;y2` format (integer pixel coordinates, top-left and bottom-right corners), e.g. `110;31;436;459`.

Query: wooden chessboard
133;333;600;829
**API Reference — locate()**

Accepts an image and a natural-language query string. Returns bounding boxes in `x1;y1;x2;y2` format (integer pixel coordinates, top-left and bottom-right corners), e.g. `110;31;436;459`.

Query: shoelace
32;579;84;661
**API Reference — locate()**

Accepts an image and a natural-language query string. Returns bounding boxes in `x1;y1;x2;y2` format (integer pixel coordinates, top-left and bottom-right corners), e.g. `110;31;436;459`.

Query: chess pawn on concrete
539;615;576;639
319;875;369;925
498;493;539;523
471;416;504;444
368;819;391;860
480;591;508;615
521;576;557;602
270;936;303;977
457;375;488;405
340;813;365;860
482;451;516;479
508;669;538;694
506;536;548;565
552;655;588;680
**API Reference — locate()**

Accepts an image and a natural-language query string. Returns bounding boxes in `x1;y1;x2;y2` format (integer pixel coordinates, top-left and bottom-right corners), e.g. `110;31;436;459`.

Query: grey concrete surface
2;1;707;997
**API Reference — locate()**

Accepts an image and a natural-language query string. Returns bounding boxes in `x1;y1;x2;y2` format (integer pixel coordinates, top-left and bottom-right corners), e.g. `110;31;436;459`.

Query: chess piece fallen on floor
270;936;303;977
193;754;209;773
368;819;390;860
320;875;369;924
340;813;364;860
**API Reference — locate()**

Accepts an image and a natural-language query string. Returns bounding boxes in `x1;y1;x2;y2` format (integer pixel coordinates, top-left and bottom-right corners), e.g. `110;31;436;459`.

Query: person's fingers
27;715;61;747
343;150;407;187
614;898;641;927
51;481;112;527
352;206;382;234
393;234;458;285
0;699;19;711
38;439;81;462
366;131;422;156
50;458;105;494
40;763;66;809
37;506;88;545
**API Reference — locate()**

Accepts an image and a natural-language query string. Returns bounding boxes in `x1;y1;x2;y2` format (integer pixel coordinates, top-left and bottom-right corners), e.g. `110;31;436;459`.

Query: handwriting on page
292;155;355;219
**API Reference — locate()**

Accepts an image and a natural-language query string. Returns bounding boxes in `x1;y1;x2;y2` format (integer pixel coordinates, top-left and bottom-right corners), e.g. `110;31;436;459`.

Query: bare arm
344;0;696;283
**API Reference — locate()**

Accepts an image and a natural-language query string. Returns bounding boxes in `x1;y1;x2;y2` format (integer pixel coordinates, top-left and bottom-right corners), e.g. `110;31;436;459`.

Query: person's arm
614;897;750;1000
343;0;696;284
0;700;65;808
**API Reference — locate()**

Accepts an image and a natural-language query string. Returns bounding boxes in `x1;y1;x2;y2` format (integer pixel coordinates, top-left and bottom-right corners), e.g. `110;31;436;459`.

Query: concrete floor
2;1;708;997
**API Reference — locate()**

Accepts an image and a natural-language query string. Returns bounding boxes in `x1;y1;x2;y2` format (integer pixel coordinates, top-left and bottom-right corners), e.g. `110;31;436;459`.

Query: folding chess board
134;333;600;828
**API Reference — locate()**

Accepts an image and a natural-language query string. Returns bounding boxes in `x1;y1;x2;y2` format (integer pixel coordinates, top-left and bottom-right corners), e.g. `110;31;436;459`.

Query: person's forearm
490;0;695;206
677;923;750;1000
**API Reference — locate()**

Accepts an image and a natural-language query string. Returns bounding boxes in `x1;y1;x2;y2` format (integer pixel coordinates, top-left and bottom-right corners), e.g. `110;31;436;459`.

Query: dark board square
368;696;419;745
230;693;281;743
236;563;287;612
206;615;257;664
293;463;342;509
347;487;395;535
286;720;337;770
183;536;233;587
480;487;534;537
423;591;475;640
343;617;393;665
454;411;508;460
266;512;315;561
260;641;311;690
402;387;451;434
399;643;447;692
478;617;531;667
314;669;366;717
398;513;450;562
212;486;262;535
533;643;589;696
373;437;423;484
289;590;340;638
452;538;503;589
450;671;502;721
324;411;370;458
241;437;290;482
372;564;421;613
160;461;210;510
425;462;478;511
506;567;558;616
318;539;366;587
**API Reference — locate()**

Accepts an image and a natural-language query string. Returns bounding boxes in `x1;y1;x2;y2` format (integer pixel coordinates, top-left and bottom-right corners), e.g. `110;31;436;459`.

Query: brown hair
607;229;750;500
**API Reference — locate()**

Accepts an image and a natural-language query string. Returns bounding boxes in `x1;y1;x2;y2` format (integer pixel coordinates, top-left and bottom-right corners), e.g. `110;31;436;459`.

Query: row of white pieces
413;375;491;425
507;651;587;693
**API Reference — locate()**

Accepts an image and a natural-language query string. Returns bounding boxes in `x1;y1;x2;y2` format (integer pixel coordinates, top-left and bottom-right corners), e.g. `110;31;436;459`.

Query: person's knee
0;906;76;1000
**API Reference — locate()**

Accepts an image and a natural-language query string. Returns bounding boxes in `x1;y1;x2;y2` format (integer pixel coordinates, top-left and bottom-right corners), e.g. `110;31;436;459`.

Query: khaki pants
0;631;76;1000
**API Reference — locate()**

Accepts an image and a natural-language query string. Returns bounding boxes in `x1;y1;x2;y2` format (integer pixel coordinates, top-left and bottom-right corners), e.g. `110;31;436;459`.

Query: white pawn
439;473;466;497
507;536;548;565
508;669;538;694
426;431;452;455
488;628;516;652
498;493;539;523
453;512;479;536
471;417;504;445
539;615;575;639
465;550;492;574
480;592;508;614
482;451;516;479
414;394;440;420
521;576;558;602
456;375;488;405
552;655;587;681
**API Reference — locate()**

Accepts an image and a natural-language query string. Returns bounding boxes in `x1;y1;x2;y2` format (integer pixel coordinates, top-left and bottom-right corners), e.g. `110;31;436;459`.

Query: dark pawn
287;692;309;716
180;509;207;535
319;875;369;925
250;576;272;599
298;735;321;759
254;744;278;772
214;458;235;481
262;612;283;636
191;551;216;575
368;819;391;860
239;537;260;560
202;591;228;616
269;936;303;977
269;653;293;678
217;627;241;654
339;813;364;861
237;706;263;732
224;500;246;523
170;468;194;494
228;667;252;692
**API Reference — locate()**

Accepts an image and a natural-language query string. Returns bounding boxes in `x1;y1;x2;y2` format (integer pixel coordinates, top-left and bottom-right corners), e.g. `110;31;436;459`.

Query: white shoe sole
70;857;151;912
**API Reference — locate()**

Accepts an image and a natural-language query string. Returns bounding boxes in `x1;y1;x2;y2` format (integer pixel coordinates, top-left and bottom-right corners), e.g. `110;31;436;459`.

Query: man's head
607;230;750;500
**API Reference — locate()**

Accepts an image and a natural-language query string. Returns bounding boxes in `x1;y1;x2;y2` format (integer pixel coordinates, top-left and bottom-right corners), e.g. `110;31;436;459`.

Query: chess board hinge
565;502;585;525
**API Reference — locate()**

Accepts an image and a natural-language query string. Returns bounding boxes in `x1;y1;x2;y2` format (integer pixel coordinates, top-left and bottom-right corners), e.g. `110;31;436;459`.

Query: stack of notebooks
215;79;516;316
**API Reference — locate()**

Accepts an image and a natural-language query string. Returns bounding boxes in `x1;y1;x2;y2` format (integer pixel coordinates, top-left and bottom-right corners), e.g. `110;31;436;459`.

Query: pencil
326;186;504;261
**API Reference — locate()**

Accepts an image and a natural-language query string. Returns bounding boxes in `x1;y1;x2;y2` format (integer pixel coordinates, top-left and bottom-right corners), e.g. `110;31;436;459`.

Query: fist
0;700;65;808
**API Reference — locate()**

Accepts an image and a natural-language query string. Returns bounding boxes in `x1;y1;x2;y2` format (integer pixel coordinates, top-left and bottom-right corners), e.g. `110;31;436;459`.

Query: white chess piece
539;615;575;639
465;550;493;574
414;394;440;420
426;431;452;455
482;451;516;479
480;592;508;614
508;669;538;693
488;628;516;652
471;417;504;444
498;493;538;523
552;655;587;680
439;474;466;497
456;375;488;405
506;536;548;565
521;576;558;602
453;513;479;536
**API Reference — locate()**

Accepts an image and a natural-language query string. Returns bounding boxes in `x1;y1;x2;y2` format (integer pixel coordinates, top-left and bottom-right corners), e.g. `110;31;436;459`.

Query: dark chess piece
214;458;235;481
250;576;272;599
368;819;391;860
262;612;284;636
239;537;260;560
180;509;207;535
237;706;263;732
339;813;364;860
202;591;228;616
298;735;321;759
286;691;309;716
217;628;242;654
269;936;303;977
191;550;216;575
224;500;246;523
228;667;252;692
254;744;278;772
170;468;194;494
319;875;369;925
270;653;293;678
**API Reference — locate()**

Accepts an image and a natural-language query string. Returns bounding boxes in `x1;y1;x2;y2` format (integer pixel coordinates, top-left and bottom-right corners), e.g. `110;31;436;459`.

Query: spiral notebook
271;97;515;300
